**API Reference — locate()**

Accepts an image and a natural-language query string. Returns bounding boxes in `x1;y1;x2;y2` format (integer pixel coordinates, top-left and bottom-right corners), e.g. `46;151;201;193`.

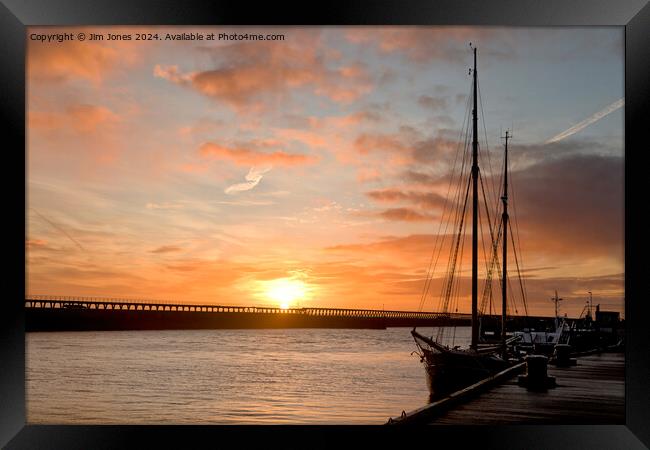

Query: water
26;327;471;424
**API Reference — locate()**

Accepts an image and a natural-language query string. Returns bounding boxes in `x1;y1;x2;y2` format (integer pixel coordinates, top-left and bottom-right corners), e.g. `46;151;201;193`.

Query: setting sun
264;278;308;309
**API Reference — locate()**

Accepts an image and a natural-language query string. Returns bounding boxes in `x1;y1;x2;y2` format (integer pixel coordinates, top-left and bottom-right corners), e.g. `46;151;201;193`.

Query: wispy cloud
546;98;624;144
215;200;275;206
225;166;272;194
199;142;317;167
150;245;183;254
146;202;184;210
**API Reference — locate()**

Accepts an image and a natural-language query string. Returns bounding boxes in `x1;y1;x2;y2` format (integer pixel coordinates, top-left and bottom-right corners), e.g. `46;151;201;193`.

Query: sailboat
411;46;520;396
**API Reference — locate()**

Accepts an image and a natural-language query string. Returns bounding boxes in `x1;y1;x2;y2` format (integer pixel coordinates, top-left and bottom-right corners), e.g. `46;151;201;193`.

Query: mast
501;130;510;356
471;46;479;349
551;290;563;329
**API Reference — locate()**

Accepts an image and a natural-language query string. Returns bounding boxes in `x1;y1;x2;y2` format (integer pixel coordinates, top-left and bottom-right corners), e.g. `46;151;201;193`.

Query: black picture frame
2;0;648;448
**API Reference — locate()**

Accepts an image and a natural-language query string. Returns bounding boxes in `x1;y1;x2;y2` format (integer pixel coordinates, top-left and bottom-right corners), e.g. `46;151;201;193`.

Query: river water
26;327;471;424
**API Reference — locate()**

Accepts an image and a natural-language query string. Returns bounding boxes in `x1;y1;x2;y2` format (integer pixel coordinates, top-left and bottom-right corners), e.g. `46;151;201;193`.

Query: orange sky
26;26;624;317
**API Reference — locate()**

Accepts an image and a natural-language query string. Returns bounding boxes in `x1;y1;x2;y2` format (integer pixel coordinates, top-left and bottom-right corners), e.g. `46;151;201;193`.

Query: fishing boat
512;291;569;356
412;46;525;396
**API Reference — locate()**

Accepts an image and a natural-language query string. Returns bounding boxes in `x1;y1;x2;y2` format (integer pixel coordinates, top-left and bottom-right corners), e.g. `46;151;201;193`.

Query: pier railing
25;295;469;321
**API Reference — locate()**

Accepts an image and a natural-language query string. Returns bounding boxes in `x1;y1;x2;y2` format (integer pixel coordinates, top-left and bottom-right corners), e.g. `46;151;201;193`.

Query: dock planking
430;352;624;425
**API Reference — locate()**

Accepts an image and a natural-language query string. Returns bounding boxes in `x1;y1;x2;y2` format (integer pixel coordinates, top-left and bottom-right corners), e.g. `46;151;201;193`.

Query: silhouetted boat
512;291;570;356
412;46;519;396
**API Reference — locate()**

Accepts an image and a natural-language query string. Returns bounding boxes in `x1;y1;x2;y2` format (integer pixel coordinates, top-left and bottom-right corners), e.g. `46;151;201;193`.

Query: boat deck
432;351;624;424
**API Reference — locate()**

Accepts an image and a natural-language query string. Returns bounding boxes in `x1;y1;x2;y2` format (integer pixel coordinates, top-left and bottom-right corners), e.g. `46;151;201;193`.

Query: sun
264;278;307;309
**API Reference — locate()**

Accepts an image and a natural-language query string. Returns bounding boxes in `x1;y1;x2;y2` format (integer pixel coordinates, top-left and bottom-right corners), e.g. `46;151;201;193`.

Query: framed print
2;0;649;448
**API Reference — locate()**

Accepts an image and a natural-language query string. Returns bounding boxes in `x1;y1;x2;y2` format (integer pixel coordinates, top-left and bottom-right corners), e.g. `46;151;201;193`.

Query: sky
26;26;625;317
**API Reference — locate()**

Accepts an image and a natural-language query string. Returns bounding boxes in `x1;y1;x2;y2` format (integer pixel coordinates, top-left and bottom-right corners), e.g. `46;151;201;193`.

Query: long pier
25;295;472;331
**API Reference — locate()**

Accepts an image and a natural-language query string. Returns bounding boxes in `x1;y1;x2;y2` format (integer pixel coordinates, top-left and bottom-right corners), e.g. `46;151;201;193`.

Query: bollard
518;354;556;389
552;344;576;367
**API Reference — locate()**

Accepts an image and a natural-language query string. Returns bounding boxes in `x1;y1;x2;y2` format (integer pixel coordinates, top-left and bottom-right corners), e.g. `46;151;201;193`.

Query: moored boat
412;45;520;397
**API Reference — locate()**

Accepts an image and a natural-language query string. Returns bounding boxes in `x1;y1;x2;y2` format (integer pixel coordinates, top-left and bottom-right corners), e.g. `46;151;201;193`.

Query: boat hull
420;347;509;396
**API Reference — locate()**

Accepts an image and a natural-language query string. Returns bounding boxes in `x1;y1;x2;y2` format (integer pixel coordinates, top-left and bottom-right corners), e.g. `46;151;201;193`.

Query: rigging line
509;219;529;316
506;271;519;315
479;172;498;266
478;141;507;316
435;93;474;321
441;178;470;343
451;214;468;331
483;221;504;315
436;128;472;313
478;142;502;259
478;171;500;306
477;79;500;214
441;174;472;313
455;200;470;311
477;81;493;201
428;92;473;314
478;198;493;315
435;164;463;314
418;87;473;312
480;231;498;315
505;233;523;316
503;246;520;316
508;164;530;313
479;178;500;316
480;239;497;315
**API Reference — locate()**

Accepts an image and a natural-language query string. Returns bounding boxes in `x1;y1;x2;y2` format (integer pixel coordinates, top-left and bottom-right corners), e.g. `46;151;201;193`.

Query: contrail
545;98;624;144
29;208;85;251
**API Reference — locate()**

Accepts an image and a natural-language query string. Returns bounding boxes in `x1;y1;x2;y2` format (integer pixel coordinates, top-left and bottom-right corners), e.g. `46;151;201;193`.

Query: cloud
146;202;184;210
418;95;448;111
154;35;373;112
545;98;624;144
411;135;459;163
216;200;275;206
29;104;121;133
366;188;447;210
150;245;183;254
326;234;439;255
199;142;318;167
178;118;225;137
379;208;438;222
66;104;121;132
353;129;458;166
357;167;382;183
402;170;443;185
26;239;48;249
225;166;272;194
344;27;513;64
272;129;329;149
506;153;623;260
28;31;139;84
28;102;127;168
313;201;343;213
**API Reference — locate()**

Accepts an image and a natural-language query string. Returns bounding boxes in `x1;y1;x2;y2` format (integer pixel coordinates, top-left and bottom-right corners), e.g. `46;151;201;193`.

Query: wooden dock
389;351;624;425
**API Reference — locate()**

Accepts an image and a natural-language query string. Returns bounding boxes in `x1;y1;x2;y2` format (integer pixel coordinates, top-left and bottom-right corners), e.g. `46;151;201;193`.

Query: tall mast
501;130;510;356
471;46;479;349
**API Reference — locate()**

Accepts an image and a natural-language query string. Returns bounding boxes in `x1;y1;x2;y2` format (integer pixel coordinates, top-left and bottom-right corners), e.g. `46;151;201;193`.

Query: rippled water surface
27;327;471;424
